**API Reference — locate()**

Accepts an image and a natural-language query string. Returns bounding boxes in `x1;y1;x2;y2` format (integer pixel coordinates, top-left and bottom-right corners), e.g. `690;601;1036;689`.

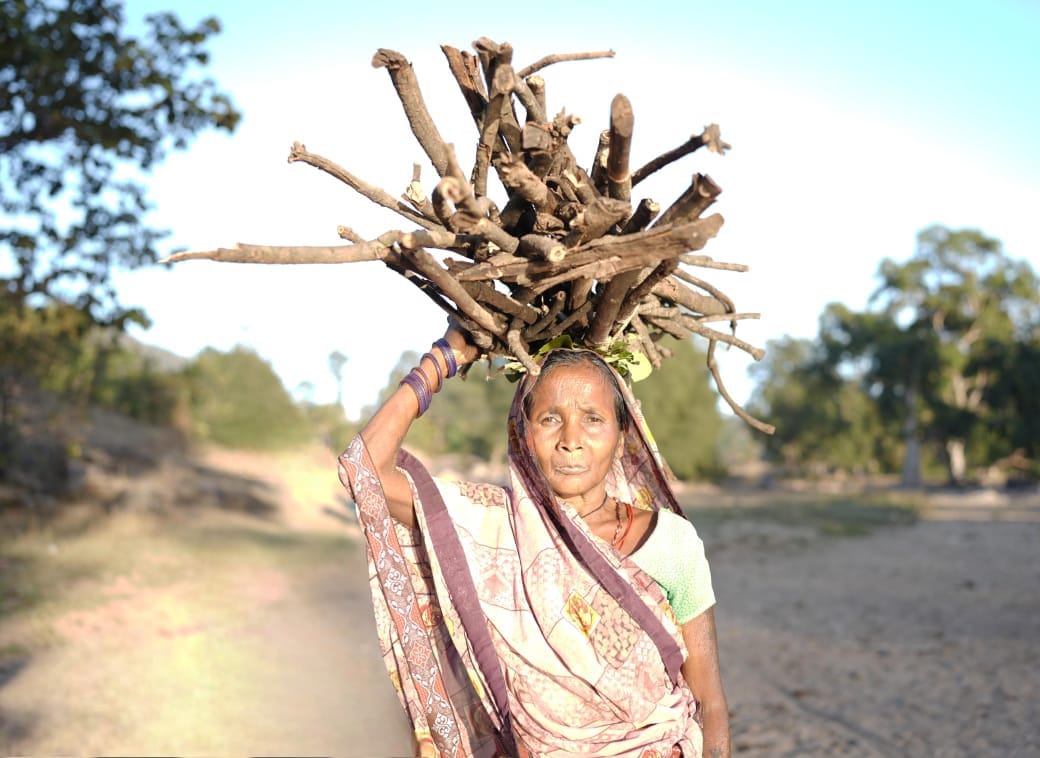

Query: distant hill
115;331;191;373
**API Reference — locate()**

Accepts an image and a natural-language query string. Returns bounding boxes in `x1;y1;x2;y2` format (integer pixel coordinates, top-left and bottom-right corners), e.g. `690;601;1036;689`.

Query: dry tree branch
632;124;731;186
160;236;398;265
606;94;634;203
288;142;439;231
372;49;454;178
706;340;775;434
654;173;722;228
169;38;772;434
517;49;616;78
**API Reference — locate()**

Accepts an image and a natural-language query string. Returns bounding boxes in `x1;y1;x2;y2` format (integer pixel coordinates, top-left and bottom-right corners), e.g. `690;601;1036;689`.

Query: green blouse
629;508;716;624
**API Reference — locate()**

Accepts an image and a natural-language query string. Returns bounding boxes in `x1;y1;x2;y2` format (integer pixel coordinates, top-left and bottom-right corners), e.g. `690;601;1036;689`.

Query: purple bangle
421;351;444;391
432;338;458;378
400;367;433;416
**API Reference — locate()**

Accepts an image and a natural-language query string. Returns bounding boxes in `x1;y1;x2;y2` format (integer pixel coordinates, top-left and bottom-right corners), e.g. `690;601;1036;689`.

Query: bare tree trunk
901;362;923;488
946;438;967;485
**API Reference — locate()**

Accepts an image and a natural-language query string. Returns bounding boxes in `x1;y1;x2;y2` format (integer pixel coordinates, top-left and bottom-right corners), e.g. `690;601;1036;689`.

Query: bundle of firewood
166;38;772;433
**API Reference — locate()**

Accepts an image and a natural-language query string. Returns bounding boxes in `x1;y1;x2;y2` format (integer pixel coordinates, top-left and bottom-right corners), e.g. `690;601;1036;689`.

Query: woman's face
525;363;623;509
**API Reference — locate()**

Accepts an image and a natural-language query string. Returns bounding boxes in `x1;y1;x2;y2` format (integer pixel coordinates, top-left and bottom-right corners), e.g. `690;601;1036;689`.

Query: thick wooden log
606;94;634;202
563;196;631;247
518;234;567;263
653;173;722;228
650;274;729;316
621;198;660;234
372;49;453;178
498;154;557;214
458;215;723;284
461;280;541;324
440;45;488;128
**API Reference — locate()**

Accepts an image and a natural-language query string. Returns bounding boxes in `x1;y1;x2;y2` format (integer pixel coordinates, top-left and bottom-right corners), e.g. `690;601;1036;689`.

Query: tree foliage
0;0;240;327
631;337;723;481
748;334;896;475
750;225;1040;484
182;346;311;450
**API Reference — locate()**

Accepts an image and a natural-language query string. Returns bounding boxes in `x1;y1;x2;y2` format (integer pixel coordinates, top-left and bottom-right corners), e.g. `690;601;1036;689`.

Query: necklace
579;492;610;519
611;501;635;548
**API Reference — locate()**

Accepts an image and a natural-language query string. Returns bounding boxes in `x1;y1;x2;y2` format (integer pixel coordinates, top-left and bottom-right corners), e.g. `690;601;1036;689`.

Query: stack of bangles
399;338;459;416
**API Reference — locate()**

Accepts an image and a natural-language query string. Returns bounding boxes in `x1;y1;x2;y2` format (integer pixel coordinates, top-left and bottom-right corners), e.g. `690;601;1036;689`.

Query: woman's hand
442;321;481;367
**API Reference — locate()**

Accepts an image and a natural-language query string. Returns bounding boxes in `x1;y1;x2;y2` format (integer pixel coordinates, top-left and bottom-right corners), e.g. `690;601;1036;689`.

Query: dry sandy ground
1;446;1038;757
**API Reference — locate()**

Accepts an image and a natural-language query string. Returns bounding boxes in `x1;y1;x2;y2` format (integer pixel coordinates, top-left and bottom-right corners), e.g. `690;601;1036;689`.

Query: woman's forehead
529;364;614;403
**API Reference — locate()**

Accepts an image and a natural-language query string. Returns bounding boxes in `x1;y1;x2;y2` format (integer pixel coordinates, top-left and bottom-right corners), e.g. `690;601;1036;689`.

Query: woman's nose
558;418;582;450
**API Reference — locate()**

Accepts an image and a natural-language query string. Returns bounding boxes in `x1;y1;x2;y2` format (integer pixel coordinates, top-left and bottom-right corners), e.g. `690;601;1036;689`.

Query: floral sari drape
338;359;704;757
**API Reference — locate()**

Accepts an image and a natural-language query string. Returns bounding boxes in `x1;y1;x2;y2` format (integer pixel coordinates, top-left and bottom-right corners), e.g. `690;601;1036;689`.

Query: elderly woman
339;325;730;758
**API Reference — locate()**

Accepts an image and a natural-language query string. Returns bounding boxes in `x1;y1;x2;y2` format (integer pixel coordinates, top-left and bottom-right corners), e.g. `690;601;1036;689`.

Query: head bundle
168;38;772;433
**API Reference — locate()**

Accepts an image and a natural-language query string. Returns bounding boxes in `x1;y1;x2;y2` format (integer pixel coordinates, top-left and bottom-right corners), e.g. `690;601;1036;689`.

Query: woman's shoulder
441;478;511;509
653;507;704;543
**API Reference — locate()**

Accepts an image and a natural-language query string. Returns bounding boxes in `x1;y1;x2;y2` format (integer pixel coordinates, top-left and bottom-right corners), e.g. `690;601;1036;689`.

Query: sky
111;0;1040;421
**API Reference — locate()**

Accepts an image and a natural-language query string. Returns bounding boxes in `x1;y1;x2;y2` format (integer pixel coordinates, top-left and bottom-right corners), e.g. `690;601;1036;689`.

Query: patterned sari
338;358;704;757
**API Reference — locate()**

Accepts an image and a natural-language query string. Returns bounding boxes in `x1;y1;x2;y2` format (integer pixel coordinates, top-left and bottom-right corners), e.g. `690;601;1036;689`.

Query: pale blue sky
112;0;1040;419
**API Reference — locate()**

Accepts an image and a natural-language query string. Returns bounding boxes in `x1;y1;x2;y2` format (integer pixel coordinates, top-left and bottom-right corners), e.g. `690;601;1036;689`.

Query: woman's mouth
553;465;587;475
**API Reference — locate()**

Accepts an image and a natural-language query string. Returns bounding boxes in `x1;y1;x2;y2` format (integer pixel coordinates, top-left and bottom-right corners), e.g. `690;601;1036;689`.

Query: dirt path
2;475;1039;756
0;508;413;757
711;515;1040;756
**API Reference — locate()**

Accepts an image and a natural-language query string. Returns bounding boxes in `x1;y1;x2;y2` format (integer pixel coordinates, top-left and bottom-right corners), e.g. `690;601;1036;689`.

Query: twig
631;124;730;186
161;237;395;265
507;317;540;375
523;290;567;338
288;142;439;230
403;246;507;336
529;300;592;342
402;163;439;223
650;276;729;316
631;315;662;368
706;340;775;434
517;49;616;78
614;259;679;332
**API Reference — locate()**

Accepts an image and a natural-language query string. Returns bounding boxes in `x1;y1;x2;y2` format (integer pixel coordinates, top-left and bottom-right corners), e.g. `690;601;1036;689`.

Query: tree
822;226;1040;485
183;346;311;450
631;337;723;481
1;0;240;328
749;333;896;476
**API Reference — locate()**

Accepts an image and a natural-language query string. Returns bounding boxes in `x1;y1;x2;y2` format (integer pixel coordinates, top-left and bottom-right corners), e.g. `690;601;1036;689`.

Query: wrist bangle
432;338;459;378
420;351;444;391
400;367;433;416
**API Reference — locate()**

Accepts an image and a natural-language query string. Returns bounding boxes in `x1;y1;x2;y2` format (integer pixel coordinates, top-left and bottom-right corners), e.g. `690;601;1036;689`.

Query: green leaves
503;334;653;383
1;0;241;327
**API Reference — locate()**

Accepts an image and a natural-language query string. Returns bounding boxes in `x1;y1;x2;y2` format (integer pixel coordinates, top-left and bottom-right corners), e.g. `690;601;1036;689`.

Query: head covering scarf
339;350;703;757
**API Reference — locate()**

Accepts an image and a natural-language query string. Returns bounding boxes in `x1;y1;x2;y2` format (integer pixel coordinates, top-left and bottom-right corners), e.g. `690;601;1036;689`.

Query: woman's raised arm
358;325;478;527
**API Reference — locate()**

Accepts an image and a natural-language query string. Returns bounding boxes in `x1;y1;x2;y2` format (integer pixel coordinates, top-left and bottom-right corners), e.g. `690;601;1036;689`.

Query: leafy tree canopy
1;0;240;327
183;346;311;450
631;337;723;481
